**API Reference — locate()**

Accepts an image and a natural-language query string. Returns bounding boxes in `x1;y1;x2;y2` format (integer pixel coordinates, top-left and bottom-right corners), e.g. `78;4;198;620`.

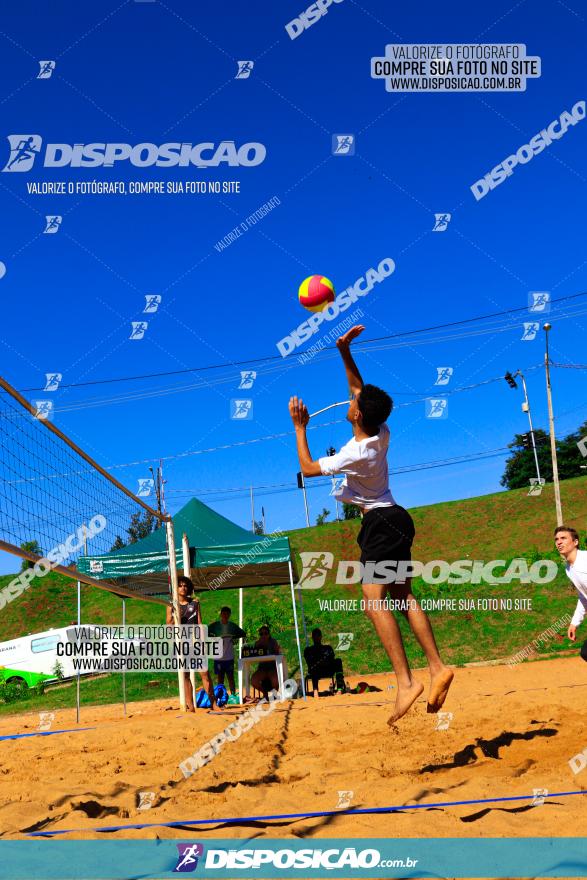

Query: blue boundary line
29;789;587;837
0;727;95;741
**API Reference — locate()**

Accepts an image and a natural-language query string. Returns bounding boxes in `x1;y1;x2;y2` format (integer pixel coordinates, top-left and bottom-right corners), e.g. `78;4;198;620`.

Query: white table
238;653;288;704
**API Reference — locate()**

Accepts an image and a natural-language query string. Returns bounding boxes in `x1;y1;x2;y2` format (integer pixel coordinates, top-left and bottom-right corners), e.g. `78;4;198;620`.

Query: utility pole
261;506;266;534
543;323;563;525
297;472;311;527
250;485;255;532
504;371;541;484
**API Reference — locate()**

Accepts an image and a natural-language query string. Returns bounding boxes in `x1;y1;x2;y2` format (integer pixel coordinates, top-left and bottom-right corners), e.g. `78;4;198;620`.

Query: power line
19;290;587;392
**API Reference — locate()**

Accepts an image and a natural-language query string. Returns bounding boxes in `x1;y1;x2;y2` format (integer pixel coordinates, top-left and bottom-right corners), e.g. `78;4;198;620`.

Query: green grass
1;474;585;715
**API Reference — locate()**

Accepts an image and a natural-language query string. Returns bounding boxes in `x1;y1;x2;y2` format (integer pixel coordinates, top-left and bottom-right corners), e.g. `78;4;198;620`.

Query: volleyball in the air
298;275;335;313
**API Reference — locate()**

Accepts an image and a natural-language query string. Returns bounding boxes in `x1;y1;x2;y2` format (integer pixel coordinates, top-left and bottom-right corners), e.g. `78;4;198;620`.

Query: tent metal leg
288;560;306;701
167;519;186;711
76;580;81;725
122;599;127;717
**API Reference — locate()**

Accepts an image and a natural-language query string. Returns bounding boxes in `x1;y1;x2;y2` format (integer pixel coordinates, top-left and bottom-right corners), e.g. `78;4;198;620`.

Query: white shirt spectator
318;422;396;511
565;549;587;627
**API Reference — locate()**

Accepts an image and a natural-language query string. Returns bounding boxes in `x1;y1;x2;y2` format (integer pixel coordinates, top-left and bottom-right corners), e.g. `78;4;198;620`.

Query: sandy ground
0;657;586;842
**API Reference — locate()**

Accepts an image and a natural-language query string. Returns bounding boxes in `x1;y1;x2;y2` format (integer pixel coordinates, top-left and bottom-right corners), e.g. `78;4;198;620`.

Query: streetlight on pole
543;323;563;525
504;370;541;485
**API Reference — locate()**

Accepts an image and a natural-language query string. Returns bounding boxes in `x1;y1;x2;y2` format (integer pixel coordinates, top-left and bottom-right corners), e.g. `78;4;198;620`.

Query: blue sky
0;0;586;574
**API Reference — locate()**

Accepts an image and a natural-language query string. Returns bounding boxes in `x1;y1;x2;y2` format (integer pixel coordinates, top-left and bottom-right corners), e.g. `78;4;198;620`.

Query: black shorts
357;505;415;569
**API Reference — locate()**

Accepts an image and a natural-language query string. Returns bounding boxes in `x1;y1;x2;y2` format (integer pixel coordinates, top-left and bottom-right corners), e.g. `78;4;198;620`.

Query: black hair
220;606;231;614
177;575;194;595
357;383;393;431
312;627;322;637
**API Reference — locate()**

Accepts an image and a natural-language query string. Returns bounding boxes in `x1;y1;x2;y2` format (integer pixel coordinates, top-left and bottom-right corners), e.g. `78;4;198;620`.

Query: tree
315;508;330;526
500;429;552;490
111;510;158;550
20;540;41;572
343;503;361;520
557;420;587;480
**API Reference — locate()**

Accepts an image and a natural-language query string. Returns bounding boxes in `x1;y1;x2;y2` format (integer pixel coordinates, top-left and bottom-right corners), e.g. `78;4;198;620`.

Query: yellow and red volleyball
298;275;335;313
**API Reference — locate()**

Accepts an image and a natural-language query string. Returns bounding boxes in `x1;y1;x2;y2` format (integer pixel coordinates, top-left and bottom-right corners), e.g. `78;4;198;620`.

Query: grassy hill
0;475;585;713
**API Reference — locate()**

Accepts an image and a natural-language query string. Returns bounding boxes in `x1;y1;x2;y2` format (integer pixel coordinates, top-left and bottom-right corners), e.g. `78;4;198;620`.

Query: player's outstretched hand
289;396;310;428
336;324;365;350
568;624;577;642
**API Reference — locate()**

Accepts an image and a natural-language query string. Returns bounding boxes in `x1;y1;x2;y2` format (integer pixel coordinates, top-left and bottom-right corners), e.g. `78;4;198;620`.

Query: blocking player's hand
567;624;577;642
289;396;310;428
336;324;365;350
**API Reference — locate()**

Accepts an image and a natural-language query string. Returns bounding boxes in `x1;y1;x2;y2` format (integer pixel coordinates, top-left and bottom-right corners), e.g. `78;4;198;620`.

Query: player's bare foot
313;689;319;699
427;667;454;713
208;702;223;712
387;679;424;725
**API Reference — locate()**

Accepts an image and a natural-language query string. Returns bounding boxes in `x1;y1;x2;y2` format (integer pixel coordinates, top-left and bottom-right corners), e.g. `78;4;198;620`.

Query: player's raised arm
336;325;365;397
289;396;322;477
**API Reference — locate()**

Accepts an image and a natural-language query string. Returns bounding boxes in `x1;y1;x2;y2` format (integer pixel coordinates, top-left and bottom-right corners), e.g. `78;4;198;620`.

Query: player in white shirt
289;324;453;723
554;525;587;662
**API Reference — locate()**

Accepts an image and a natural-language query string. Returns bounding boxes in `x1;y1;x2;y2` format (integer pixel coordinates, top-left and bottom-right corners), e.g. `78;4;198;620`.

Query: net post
166;519;186;711
182;533;197;696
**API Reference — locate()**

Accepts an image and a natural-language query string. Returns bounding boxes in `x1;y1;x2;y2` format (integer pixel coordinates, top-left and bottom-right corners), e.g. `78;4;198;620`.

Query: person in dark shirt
166;575;218;712
304;628;346;697
208;605;246;695
250;625;282;698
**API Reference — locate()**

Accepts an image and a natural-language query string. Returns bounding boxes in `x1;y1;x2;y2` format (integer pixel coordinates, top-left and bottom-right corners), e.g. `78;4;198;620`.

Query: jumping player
554;525;587;661
289;324;453;723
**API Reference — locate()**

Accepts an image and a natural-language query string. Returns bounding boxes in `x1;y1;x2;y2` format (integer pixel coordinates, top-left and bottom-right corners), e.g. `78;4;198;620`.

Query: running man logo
235;61;254;79
44;373;62;391
577;436;587;458
33;400;53;421
528;291;550;313
569;748;587;775
426;398;448;419
230;399;253;419
336;632;354;651
137;478;154;497
432;213;451;231
528;477;546;496
434;367;453;386
329;477;345;496
332;134;355;155
174;843;204;873
435;711;453;730
144;294;161;313
137;791;156;810
130;321;148;340
44;215;62;234
335;790;354;809
238;370;257;389
38;712;54;731
521;322;539;341
3;135;42;172
37;60;56;79
298;551;334;589
532;787;548;806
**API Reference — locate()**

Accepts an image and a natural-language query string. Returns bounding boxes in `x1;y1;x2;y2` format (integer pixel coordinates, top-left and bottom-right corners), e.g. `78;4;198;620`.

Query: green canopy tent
77;497;307;698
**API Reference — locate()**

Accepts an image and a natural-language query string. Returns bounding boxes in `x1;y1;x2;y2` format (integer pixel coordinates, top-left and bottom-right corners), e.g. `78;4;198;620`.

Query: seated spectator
208;606;246;695
304;628;346;697
250;625;282;698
